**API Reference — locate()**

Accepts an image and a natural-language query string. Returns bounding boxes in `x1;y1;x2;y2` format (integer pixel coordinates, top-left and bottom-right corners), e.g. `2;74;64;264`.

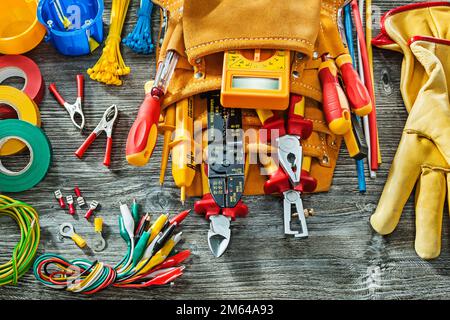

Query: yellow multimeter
220;49;291;110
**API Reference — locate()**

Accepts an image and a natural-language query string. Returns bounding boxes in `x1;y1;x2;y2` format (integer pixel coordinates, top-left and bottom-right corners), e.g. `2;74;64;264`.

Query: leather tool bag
154;0;346;194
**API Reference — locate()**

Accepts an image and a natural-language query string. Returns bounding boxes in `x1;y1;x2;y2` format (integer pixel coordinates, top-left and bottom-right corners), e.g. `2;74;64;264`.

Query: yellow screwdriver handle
71;233;87;248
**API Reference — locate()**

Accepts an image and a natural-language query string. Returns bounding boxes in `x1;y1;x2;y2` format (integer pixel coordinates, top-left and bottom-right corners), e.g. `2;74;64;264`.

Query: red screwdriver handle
287;94;313;139
336;54;372;116
75;132;97;159
103;137;113;167
126;93;161;166
318;60;352;135
49;83;66;106
194;193;221;221
76;74;84;99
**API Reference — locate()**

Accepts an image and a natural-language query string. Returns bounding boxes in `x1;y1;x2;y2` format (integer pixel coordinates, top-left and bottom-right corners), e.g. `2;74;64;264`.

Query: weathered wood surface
1;0;449;300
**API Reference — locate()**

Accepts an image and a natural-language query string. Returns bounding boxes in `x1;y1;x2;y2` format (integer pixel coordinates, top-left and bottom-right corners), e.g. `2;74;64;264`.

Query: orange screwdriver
126;50;179;167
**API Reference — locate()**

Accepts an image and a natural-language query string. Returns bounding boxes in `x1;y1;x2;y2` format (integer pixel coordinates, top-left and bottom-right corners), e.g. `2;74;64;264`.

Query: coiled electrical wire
33;209;190;295
0;195;40;286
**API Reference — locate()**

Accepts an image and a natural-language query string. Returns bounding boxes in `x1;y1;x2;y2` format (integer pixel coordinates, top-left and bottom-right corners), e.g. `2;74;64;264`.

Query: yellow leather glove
372;2;450;112
371;37;450;260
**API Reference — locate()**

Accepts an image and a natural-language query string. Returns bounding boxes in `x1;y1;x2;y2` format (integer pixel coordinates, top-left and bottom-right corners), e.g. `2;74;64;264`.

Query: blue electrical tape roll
0;120;52;193
37;0;104;56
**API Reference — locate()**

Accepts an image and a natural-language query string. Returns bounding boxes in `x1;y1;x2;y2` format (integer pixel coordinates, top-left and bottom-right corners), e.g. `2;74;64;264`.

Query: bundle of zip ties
87;0;131;85
33;203;191;294
123;0;155;54
0;195;40;286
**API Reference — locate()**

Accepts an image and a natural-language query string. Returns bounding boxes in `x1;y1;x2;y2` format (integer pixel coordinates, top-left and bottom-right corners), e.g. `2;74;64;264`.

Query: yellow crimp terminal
94;217;103;233
71;233;87;249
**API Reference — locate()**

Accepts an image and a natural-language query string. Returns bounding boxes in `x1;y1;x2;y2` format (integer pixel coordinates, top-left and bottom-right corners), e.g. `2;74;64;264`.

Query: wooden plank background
1;0;449;300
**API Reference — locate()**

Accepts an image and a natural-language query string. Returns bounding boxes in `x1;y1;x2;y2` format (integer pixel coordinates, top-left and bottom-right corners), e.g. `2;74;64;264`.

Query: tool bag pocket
153;0;322;108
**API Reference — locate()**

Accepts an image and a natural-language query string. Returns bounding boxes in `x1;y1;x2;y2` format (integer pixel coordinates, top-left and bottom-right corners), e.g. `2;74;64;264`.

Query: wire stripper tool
194;93;248;258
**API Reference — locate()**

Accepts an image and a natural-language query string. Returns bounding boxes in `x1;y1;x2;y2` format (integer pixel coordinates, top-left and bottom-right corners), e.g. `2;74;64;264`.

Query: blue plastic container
37;0;104;56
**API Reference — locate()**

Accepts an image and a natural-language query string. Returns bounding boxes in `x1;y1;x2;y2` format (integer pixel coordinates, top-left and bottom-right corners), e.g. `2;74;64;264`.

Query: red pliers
260;95;318;237
75;104;118;167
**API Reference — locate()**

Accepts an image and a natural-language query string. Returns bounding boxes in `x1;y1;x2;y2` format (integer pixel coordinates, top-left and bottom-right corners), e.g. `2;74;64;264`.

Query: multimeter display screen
231;76;280;90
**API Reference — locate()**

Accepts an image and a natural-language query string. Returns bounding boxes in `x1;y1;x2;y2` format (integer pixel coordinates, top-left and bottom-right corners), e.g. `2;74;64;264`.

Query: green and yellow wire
0;195;40;286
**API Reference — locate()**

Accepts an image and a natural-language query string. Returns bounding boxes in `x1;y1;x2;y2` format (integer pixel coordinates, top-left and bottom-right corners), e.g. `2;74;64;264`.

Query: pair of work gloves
154;0;352;198
372;2;450;259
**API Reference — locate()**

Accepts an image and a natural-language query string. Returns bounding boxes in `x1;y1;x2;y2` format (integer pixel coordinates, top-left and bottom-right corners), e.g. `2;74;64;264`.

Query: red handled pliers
261;95;318;238
49;74;85;131
75;104;118;167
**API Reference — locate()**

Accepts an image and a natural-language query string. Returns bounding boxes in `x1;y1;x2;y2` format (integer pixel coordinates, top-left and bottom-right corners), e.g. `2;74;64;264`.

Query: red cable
351;0;379;171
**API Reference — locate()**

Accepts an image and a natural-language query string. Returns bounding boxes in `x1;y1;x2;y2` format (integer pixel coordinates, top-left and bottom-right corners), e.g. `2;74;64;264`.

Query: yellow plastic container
0;0;46;54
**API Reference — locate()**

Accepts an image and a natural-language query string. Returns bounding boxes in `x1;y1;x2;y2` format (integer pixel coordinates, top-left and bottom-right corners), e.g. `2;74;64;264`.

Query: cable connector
54;190;66;209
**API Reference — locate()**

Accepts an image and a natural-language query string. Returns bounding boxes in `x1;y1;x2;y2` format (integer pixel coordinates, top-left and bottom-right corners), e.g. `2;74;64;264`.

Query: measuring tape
221;49;290;110
0;120;51;193
0;55;45;105
0;86;41;156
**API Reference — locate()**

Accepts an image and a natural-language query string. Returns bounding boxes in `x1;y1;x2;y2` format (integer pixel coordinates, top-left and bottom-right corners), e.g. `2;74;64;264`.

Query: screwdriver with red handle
126;50;179;167
336;53;372;116
318;56;352;135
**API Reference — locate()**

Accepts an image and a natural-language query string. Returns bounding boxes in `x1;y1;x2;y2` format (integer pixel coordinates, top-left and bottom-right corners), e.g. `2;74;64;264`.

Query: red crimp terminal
66;195;76;215
84;201;99;220
74;186;82;197
54;190;66;209
68;203;76;215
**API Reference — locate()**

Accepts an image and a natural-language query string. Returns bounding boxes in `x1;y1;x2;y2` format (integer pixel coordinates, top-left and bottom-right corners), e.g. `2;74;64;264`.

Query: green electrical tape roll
0;119;51;192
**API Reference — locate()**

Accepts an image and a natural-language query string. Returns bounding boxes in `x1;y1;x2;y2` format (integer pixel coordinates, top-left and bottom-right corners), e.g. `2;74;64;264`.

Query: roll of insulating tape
0;85;40;156
0;120;51;193
0;105;18;119
0;55;45;104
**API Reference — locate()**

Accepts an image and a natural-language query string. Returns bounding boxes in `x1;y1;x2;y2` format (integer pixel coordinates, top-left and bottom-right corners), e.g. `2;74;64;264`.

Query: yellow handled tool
159;104;176;185
170;97;196;204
